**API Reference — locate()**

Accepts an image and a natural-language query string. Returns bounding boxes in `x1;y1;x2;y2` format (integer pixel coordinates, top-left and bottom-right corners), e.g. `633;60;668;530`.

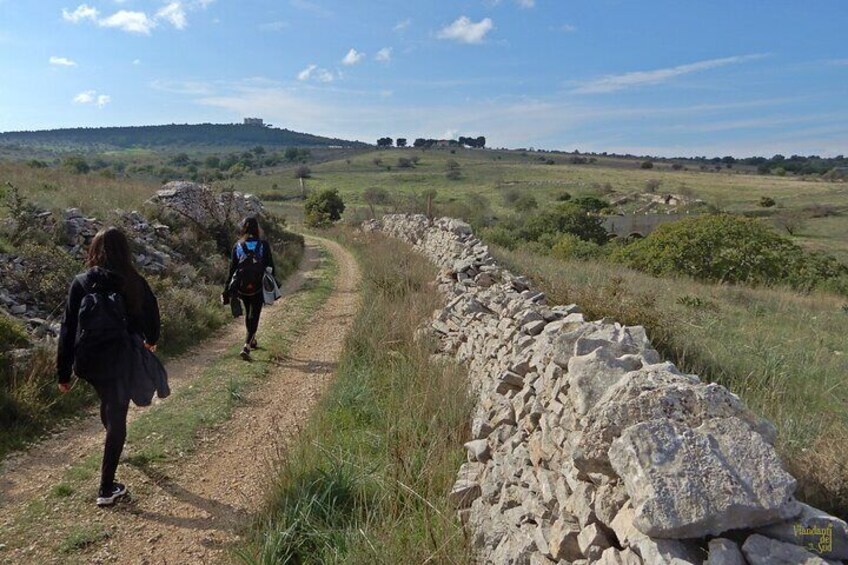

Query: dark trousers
92;379;130;493
241;293;264;344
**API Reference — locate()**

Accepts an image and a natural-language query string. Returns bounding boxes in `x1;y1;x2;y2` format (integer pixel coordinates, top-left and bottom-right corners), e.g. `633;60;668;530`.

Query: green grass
493;245;848;519
240;229;473;564
59;526;111;554
0;245;335;559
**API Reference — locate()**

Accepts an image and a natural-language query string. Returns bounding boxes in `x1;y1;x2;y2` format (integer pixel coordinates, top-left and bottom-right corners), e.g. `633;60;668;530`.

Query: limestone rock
756;502;848;561
597;547;643;565
609;417;800;539
742;533;838;565
706;538;745;565
567;347;645;415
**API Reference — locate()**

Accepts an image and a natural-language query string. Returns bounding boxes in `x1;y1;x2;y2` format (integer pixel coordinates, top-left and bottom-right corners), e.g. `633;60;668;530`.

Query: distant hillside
0;123;367;152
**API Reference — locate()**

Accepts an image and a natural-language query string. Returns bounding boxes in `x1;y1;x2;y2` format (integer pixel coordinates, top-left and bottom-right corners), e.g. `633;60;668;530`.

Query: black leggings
92;379;130;493
241;293;264;344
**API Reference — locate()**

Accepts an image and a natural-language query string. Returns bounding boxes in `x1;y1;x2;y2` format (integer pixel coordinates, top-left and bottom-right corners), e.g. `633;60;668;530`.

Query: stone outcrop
147;181;263;227
363;214;847;564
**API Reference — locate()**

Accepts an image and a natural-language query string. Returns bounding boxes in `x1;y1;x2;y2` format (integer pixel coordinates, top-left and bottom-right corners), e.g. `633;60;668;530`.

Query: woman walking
57;227;161;507
223;216;276;361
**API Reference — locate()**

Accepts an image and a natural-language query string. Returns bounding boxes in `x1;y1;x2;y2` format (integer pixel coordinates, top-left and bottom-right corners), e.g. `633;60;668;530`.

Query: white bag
262;268;283;305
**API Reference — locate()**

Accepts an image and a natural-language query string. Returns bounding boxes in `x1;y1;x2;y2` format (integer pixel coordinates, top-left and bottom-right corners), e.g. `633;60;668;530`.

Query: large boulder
609;417;800;538
148;181;263;228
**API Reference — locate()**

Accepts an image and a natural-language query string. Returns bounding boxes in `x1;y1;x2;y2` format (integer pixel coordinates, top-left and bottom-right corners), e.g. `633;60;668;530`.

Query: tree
413;138;426;148
396;138;407;148
284;147;300;162
63;155;90;174
377;137;393;148
304;188;345;227
476;136;486;148
294;165;311;179
524;203;608;245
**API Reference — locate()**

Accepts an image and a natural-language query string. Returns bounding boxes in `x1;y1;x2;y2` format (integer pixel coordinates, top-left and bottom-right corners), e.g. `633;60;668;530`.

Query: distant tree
205;155;221;169
525;202;608;245
294;165;312;179
413;138;426;148
377;137;393;148
304;188;346;227
640;160;654;169
252;145;266;155
396;138;407;148
284;147;300;162
476;136;486;148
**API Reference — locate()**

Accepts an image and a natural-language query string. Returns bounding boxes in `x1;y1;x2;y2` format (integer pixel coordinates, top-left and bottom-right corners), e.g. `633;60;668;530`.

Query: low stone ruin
363;214;848;564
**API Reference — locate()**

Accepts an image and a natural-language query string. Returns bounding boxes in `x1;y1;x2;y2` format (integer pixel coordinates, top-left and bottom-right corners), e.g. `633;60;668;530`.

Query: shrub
524;202;608;245
612;215;848;291
640;160;654;169
550;233;604;260
304;189;346;228
397;157;414;169
294;165;311;179
514;195;538;212
555;191;572;201
759;196;776;208
62;156;90;174
571;196;611;213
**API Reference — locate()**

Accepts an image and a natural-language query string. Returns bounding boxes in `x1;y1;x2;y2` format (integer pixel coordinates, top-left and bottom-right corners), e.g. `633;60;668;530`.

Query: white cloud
573;54;767;94
49;56;77;67
517;0;535;7
297;64;334;82
437;16;493;44
560;23;576;33
62;4;99;23
342;48;365;66
73;90;111;107
133;58;141;65
290;0;333;17
156;2;187;29
73;90;96;104
98;10;157;34
375;47;392;63
260;20;290;31
393;18;410;32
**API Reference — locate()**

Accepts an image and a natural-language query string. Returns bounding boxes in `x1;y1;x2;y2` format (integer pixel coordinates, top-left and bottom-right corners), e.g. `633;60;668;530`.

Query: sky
0;0;846;157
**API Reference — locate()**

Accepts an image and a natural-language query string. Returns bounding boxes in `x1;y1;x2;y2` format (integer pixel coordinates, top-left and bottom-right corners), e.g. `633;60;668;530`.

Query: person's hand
58;382;71;394
144;342;157;353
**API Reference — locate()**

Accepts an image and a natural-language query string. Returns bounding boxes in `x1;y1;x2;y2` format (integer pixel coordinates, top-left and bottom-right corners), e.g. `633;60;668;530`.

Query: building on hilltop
243;117;264;126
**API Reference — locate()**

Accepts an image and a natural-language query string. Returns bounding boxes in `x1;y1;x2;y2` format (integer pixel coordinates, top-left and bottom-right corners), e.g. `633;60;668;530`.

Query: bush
759;196;776;208
571;196;611;213
294;165;311;179
397;157;414;169
304;189;346;228
555;191;572;201
612;215;848;291
514;195;538;212
640;160;654;169
524;202;608;245
550;233;604;260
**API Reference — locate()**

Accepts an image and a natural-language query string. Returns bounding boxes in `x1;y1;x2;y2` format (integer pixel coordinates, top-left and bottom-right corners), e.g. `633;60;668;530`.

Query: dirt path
0;237;361;564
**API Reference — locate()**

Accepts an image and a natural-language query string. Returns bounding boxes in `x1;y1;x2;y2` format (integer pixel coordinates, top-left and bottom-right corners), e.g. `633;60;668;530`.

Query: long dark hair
86;227;144;316
239;216;262;241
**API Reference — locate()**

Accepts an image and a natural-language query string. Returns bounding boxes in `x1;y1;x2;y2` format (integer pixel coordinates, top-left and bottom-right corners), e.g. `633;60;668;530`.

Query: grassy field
494;247;848;518
226;147;848;261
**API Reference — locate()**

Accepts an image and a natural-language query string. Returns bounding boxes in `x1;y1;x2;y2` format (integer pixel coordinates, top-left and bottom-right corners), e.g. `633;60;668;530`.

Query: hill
0;123;367;153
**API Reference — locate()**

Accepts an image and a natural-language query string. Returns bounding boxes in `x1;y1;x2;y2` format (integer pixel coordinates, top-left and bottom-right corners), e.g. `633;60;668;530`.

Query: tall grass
240;231;474;564
493;246;848;519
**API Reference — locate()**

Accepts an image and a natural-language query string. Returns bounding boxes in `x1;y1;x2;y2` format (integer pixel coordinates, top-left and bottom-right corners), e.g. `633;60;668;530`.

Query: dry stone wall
363;214;848;565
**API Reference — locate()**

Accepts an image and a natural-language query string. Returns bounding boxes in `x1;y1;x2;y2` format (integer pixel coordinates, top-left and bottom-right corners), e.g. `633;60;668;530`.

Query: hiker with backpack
222;216;278;361
56;227;164;507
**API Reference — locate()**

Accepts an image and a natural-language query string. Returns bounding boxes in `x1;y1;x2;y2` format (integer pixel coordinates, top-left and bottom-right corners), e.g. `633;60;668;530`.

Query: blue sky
0;0;846;157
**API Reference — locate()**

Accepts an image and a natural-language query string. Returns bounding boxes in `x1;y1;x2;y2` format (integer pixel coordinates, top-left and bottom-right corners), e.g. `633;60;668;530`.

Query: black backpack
73;276;132;383
233;240;265;296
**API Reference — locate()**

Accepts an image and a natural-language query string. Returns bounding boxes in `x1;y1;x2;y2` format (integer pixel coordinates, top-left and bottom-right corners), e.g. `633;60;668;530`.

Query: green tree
63;156;90;174
304;189;346;227
524;203;608;245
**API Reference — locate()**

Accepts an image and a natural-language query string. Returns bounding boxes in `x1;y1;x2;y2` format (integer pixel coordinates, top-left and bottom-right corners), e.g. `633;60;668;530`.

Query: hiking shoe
240;345;251;361
96;483;127;507
250;338;258;350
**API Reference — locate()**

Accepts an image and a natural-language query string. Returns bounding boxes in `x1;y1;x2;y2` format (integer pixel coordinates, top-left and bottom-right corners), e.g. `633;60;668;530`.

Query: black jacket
57;267;160;384
224;238;276;295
